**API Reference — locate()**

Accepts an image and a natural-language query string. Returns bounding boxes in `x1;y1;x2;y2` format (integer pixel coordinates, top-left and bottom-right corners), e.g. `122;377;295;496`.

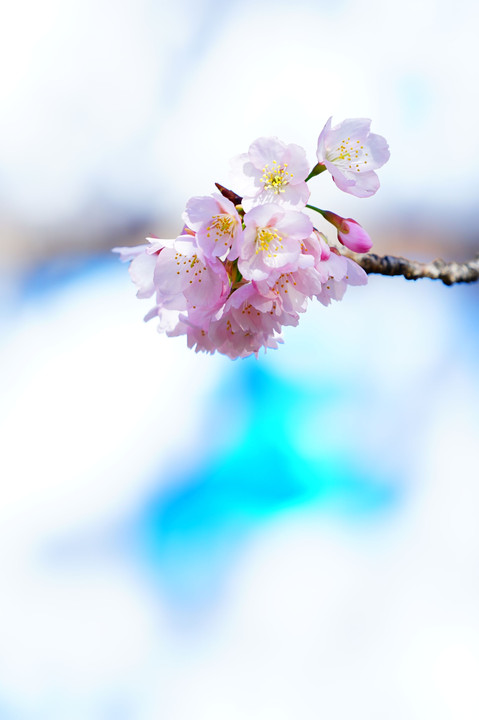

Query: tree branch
215;182;479;286
342;251;479;286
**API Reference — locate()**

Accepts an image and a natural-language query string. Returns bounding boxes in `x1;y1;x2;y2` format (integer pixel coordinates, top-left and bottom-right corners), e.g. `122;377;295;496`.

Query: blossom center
260;161;293;193
206;214;236;246
174;251;205;283
328;137;369;173
274;273;296;295
256;227;283;256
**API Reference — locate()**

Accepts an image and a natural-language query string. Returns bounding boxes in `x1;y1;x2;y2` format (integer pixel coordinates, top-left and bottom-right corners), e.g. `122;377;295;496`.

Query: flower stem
305;204;327;218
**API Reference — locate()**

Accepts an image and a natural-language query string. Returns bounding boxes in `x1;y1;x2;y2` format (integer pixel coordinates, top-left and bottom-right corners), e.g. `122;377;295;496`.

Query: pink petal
248;136;288;169
129;251;158;298
365;132;390;168
184;196;221;228
112;244;148;262
316;116;333;163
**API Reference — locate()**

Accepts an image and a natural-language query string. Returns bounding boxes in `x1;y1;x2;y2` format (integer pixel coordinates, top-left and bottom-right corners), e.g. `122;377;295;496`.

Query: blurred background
1;0;479;717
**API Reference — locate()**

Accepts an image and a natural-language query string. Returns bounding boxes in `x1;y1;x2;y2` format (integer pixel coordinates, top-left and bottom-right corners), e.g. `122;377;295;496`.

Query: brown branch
215;182;479;286
343;251;479;286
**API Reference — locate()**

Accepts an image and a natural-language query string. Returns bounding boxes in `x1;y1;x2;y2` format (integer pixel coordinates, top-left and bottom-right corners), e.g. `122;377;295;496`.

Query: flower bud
321;210;372;253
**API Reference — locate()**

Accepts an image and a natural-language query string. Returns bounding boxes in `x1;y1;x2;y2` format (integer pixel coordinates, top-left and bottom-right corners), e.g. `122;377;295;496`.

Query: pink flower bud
337;218;373;253
321;210;372;253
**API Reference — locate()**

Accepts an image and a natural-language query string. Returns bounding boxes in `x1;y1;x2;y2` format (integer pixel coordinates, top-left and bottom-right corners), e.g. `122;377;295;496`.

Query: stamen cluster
115;119;389;359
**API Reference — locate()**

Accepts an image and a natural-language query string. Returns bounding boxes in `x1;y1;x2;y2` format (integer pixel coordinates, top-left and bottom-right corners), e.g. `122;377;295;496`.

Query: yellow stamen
260;161;293;194
256;227;284;255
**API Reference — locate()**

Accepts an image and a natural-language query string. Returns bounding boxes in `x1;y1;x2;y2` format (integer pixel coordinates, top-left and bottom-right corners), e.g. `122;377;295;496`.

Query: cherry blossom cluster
115;118;389;359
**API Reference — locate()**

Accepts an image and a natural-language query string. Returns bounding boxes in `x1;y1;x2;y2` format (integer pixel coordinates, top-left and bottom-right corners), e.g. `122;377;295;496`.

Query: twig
342;252;479;286
215;183;479;286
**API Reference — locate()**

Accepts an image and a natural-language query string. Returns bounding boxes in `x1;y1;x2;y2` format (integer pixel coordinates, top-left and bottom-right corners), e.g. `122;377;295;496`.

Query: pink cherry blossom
170;302;281;359
316;117;390;198
183;192;243;261
255;268;320;316
152;234;230;314
208;310;284;359
315;250;368;306
230;136;311;211
238;204;313;283
225;281;298;335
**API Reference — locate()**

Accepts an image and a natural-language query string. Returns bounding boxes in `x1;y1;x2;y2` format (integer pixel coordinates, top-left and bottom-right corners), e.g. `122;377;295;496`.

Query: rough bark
341;252;479;286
